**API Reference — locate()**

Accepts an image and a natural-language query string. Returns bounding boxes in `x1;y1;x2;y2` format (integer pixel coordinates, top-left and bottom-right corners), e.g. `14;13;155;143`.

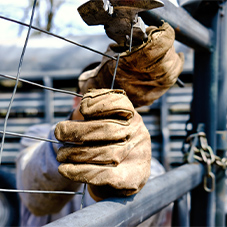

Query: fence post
160;94;170;170
216;1;227;226
172;194;189;227
43;76;54;124
190;1;220;226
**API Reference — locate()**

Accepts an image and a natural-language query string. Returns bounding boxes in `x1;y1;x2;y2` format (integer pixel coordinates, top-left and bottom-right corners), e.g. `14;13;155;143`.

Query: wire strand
0;0;37;165
0;130;61;145
111;54;120;89
129;22;133;52
0;15;117;61
0;73;83;97
80;183;87;210
0;188;83;195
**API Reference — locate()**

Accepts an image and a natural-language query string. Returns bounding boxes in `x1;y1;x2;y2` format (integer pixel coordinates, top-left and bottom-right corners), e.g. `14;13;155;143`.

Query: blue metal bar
43;77;54;124
172;194;189;227
140;0;213;51
190;1;219;226
160;94;170;170
215;1;227;226
44;164;204;227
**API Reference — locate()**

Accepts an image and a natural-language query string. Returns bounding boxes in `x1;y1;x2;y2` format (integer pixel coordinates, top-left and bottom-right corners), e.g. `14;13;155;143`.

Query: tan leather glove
79;22;184;107
55;89;151;201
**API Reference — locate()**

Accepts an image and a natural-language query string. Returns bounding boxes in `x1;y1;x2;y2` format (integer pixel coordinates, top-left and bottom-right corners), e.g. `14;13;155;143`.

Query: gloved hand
54;89;151;201
79;22;184;107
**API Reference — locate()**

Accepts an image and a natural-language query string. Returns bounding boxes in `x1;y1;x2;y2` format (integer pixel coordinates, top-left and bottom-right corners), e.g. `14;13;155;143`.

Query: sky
0;0;105;39
0;0;179;39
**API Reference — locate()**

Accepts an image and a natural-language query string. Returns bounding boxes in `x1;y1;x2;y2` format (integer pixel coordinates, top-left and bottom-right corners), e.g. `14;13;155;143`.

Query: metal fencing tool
78;0;164;48
78;0;184;87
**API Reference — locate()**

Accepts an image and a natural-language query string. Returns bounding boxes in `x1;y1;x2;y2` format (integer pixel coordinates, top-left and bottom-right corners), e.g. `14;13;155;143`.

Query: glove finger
137;45;184;81
80;89;134;120
57;142;130;165
113;46;184;107
58;124;151;190
118;22;175;71
55;119;131;143
58;159;150;190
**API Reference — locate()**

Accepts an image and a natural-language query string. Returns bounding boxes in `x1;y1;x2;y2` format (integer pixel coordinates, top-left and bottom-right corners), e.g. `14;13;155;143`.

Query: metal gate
0;0;226;226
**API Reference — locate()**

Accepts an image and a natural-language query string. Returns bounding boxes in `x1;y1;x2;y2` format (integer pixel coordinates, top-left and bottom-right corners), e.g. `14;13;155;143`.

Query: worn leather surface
79;22;184;107
55;89;151;200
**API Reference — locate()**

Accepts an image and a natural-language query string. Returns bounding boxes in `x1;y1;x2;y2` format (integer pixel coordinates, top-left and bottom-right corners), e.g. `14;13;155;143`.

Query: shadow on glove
55;89;151;201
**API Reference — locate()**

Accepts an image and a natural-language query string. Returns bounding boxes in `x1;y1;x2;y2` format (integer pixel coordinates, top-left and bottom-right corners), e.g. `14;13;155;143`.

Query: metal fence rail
140;0;213;51
44;163;204;227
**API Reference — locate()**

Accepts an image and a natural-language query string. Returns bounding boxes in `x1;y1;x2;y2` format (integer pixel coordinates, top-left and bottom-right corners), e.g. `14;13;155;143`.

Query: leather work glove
79;22;184;107
55;89;151;201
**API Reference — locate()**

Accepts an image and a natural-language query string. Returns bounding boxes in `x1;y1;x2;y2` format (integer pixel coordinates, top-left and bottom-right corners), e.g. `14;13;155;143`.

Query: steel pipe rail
140;0;213;51
44;163;204;227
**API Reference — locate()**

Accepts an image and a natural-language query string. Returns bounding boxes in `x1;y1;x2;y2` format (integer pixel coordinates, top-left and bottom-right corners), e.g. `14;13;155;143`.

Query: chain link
184;130;227;192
